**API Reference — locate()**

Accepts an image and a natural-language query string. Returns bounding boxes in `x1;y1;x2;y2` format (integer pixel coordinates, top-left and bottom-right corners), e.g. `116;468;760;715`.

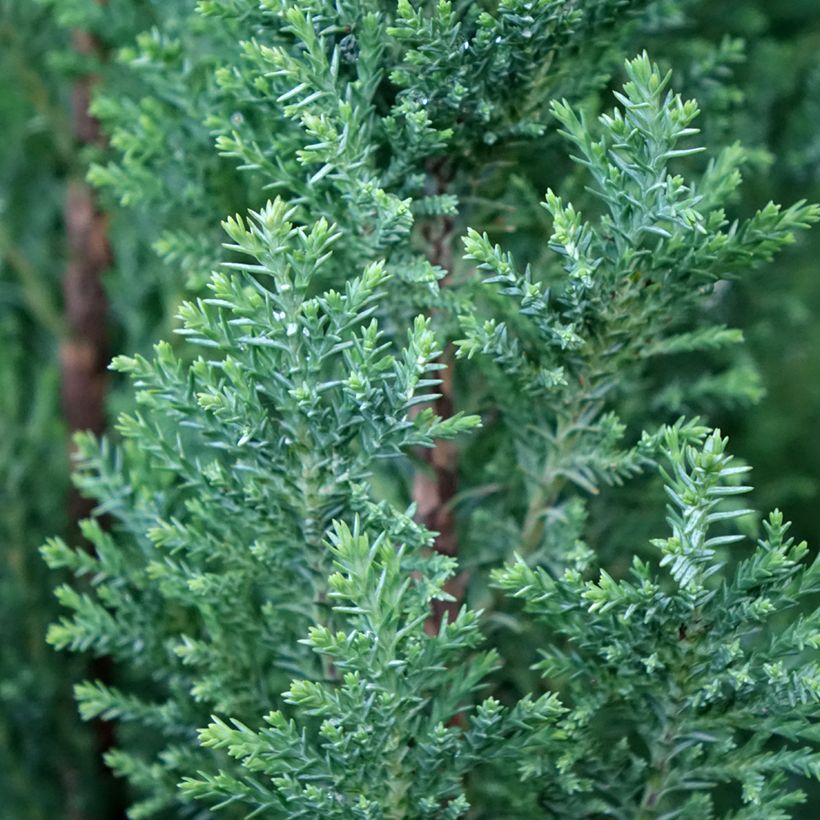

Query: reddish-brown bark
61;20;126;819
414;162;467;634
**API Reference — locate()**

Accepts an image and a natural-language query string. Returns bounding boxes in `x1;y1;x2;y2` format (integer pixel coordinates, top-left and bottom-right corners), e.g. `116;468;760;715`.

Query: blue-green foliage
495;428;820;817
183;519;561;817
456;54;818;569
664;1;820;548
34;1;820;818
58;0;666;305
43;199;478;816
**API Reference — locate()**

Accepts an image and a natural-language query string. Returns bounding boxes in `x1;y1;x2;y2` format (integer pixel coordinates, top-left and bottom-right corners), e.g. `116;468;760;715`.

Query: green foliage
0;2;106;815
52;0;672;314
43;199;477;816
183;519;561;818
0;316;99;819
455;54;817;571
495;428;820;817
7;0;818;817
386;0;653;148
667;1;820;546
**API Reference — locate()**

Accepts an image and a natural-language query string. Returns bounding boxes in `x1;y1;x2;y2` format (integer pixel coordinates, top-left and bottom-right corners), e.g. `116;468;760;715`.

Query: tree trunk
416;161;466;634
61;22;126;820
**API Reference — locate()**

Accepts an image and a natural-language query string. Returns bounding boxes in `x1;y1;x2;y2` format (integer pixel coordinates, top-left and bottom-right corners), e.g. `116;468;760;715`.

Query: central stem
415;159;463;633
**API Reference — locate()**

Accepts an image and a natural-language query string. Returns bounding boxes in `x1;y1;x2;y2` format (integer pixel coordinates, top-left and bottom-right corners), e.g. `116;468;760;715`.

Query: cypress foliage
31;1;820;817
668;1;820;544
493;426;820;817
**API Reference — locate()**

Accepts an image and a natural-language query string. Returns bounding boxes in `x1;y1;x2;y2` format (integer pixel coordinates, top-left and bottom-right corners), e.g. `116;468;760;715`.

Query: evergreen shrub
38;1;820;817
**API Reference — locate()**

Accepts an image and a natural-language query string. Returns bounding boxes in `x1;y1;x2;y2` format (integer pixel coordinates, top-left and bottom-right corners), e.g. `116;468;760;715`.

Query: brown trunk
61;179;110;519
415;162;466;635
61;29;110;516
61;20;126;820
416;342;469;634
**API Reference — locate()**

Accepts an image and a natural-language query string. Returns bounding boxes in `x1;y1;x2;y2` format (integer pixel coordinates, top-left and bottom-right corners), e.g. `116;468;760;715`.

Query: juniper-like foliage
183;518;562;818
43;199;482;816
656;0;820;543
495;427;820;818
49;0;669;304
39;1;820;818
456;54;819;571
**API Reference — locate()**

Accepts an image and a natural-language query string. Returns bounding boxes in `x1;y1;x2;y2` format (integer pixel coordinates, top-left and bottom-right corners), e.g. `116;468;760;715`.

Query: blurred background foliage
1;1;100;816
0;0;818;816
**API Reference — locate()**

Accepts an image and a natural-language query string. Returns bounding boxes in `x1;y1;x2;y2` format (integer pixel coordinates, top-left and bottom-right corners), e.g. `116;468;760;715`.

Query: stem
518;288;637;559
61;17;126;819
415;160;462;633
637;723;676;819
519;395;595;557
519;415;572;556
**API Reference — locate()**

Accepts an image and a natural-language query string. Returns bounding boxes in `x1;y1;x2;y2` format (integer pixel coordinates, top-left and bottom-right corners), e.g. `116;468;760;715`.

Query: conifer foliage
457;54;819;565
44;198;479;816
40;1;820;818
496;427;820;816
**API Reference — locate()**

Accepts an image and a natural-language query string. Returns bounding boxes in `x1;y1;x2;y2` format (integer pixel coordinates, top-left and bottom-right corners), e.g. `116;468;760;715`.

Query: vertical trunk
415;162;466;634
61;179;109;436
61;30;110;519
61;22;125;820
